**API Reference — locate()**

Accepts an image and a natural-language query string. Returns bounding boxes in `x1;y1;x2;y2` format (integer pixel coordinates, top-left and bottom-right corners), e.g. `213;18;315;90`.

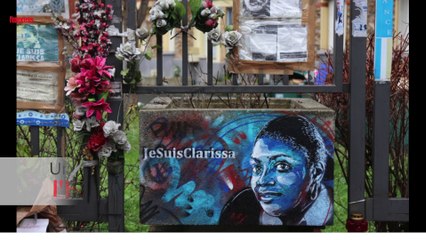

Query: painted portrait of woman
219;115;333;226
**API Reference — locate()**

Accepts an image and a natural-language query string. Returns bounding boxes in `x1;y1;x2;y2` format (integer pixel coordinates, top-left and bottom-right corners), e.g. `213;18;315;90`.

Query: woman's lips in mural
257;191;283;203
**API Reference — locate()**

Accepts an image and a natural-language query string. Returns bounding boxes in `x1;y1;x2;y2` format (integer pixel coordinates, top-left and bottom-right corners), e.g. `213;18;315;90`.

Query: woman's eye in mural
251;163;263;175
275;161;292;173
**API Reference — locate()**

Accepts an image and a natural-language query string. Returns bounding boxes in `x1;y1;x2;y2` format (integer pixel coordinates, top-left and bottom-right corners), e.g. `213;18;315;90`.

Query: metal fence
20;0;408;232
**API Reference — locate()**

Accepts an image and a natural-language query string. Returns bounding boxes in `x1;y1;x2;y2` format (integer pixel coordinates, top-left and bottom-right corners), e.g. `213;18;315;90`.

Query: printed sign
17;24;59;62
352;0;368;37
140;110;334;226
374;0;394;81
335;0;344;36
17;0;70;18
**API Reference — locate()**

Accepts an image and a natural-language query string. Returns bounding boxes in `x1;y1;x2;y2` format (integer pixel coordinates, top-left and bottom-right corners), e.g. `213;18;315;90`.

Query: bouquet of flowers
54;0;130;165
193;0;224;33
149;0;186;35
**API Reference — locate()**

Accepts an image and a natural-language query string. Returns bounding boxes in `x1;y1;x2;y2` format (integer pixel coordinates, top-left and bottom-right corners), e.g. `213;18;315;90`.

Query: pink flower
205;19;217;28
70;56;81;73
64;76;80;96
82;98;112;121
81;56;112;78
203;0;213;8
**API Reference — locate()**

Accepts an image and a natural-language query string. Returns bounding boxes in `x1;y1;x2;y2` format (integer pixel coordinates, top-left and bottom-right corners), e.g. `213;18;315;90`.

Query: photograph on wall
17;0;70;18
17;24;60;62
241;0;302;18
239;21;308;62
140;110;334;226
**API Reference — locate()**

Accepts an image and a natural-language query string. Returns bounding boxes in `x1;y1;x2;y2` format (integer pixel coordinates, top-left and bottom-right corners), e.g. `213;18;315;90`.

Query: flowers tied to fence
207;25;242;55
148;0;224;35
54;0;130;164
193;0;225;33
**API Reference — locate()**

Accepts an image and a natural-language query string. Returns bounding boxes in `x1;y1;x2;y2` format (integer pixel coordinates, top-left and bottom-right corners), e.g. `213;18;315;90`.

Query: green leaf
189;0;202;21
135;71;142;83
99;91;109;101
174;0;186;18
144;48;153;60
120;68;129;77
225;25;234;32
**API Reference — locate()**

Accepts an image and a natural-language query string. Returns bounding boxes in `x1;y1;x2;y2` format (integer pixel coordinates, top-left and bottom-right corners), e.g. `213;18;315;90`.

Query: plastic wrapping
240;0;302;18
239;20;307;62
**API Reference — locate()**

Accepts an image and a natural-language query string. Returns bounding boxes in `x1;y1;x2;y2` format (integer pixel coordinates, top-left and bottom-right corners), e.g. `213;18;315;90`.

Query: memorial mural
140;111;334;226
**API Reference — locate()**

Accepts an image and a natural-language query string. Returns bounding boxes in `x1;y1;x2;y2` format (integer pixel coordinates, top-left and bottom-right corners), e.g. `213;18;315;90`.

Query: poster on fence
17;0;71;19
140;110;334;226
228;0;316;74
17;24;60;63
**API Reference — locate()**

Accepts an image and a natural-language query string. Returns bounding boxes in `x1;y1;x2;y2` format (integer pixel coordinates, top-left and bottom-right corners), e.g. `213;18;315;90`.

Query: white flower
156;19;167;28
85;116;100;132
127;28;136;41
103;120;121;137
112;130;128;145
116;42;141;62
223;31;242;49
216;8;225;17
209;13;218;20
149;5;166;21
158;0;175;10
137;102;143;108
135;26;149;40
107;68;116;78
98;142;117;158
73;119;85;132
117;141;131;152
207;28;222;46
115;52;124;61
74;106;86;117
200;8;211;17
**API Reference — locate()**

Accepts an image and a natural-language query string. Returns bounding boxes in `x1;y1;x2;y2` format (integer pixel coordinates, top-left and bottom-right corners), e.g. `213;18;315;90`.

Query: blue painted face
250;136;309;217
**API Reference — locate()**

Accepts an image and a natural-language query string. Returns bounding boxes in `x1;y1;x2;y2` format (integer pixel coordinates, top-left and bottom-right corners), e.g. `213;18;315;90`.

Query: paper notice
17;218;49;233
241;0;302;18
277;24;307;62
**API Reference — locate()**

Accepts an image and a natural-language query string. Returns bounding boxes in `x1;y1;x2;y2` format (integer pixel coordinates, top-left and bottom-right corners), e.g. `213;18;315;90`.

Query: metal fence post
348;0;367;217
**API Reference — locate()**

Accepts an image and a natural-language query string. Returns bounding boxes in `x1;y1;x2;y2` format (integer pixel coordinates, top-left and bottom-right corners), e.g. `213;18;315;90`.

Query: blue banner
375;0;394;38
17;111;70;127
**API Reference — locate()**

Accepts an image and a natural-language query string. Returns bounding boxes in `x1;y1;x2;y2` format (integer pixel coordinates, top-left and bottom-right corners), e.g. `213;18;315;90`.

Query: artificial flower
117;141;131;151
103;120;121;137
73;119;85;131
82;98;112;121
64;76;80;96
207;28;222;45
223;31;242;49
98;141;117;158
87;128;107;152
112;130;128;145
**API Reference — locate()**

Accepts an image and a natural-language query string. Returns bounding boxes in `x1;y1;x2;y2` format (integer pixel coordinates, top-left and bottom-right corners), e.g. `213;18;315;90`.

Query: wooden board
229;0;316;74
16;19;66;112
